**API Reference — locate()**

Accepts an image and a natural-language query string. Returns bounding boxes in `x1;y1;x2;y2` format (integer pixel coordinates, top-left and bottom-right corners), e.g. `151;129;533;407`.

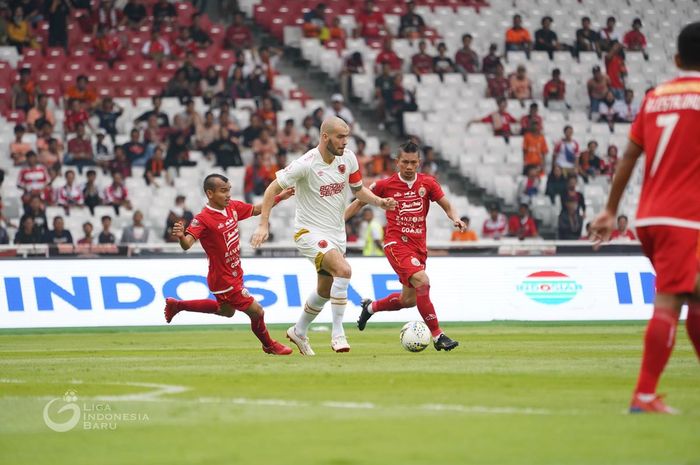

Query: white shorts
294;228;346;273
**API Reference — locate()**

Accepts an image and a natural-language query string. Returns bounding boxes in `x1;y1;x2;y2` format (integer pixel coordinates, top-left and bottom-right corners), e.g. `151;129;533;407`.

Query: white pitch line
0;378;26;383
95;382;189;402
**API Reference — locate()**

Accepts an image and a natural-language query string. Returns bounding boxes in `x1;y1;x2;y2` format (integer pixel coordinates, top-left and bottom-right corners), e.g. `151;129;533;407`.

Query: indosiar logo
517;271;582;305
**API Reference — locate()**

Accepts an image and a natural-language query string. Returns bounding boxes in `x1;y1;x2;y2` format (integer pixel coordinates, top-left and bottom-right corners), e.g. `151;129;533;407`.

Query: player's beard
328;141;344;157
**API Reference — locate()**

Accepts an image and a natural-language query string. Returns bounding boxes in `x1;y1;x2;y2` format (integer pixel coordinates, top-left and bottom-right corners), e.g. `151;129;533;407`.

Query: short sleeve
629;96;646;147
428;176;445;202
186;214;206;239
369;179;385;197
347;153;362;188
231;200;254;222
275;156;310;189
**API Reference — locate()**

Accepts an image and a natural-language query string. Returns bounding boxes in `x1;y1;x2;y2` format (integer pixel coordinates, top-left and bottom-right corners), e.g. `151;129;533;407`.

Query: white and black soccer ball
399;321;431;352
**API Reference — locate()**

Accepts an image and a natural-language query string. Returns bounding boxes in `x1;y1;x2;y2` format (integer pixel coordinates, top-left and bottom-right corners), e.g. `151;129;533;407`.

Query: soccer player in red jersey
591;22;700;413
164;173;294;355
345;141;467;351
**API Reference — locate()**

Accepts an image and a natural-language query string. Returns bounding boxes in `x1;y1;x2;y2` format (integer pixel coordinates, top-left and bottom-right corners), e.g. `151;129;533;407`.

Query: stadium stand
250;0;696;237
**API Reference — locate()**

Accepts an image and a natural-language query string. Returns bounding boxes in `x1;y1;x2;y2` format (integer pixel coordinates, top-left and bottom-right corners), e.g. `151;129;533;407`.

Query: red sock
686;303;700;360
415;285;441;337
177;299;219;314
372;293;403;313
635;307;679;394
250;312;274;347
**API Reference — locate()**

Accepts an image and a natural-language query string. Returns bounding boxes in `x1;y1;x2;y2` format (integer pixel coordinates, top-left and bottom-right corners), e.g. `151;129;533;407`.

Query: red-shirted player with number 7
345;141;467;351
163;173;295;355
591;22;700;413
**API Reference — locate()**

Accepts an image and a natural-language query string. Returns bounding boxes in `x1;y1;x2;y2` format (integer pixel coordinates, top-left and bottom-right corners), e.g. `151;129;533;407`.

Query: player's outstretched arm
590;140;643;244
344;199;367;222
436;196;467;232
252;187;295;216
251;180;284;248
354;185;397;211
172;221;196;251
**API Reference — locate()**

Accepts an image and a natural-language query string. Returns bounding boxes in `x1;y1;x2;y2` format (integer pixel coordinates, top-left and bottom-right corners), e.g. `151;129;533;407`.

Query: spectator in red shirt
172;26;198;59
17;151;49;203
65;123;95;174
482;205;507;239
543;68;567;108
469;96;516;140
610;214;636;241
486;63;509;98
398;1;425;39
64;99;91;134
142;28;171;63
623;18;648;59
520;102;543;135
244;152;275;203
224;11;253;50
355;0;386;39
92;25;125;66
375;38;402;74
455;33;479;75
482;43;501;76
508;203;538;239
103;171;132;215
411;40;433;76
605;42;627;100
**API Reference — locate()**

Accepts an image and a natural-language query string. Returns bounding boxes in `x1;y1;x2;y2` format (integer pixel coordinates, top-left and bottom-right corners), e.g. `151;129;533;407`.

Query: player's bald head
320;116;349;137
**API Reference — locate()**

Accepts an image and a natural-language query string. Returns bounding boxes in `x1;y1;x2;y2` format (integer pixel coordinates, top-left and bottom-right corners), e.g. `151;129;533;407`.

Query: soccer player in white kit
251;117;397;354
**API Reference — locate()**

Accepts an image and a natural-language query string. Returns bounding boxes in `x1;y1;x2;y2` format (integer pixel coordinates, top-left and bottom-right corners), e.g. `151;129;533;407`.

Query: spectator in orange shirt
26;94;55;132
610;215;636;241
11;67;38;112
505;14;532;57
451;216;478;241
522;122;548;173
327;17;346;43
302;3;326;39
64;75;98;107
509;64;532;105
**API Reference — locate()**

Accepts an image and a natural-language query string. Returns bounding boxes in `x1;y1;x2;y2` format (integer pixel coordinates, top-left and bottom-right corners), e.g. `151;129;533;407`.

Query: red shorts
385;244;426;287
213;287;255;311
637;225;700;294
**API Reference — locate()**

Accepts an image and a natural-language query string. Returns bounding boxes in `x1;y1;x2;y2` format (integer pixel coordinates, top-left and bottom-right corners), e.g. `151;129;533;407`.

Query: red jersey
411;53;433;74
375;51;402;72
356;11;385;38
605;55;626;89
186;200;254;293
630;72;700;229
17;165;49;192
370;173;444;252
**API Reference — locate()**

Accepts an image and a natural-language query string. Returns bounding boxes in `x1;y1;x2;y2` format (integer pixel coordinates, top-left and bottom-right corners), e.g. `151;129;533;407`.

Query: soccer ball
400;321;431;352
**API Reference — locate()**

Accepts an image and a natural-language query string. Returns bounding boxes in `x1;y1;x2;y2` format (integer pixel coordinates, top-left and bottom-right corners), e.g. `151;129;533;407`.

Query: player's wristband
273;194;282;205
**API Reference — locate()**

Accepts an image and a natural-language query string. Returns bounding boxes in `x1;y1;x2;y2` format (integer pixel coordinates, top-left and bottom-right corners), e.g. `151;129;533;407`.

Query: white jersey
276;147;362;239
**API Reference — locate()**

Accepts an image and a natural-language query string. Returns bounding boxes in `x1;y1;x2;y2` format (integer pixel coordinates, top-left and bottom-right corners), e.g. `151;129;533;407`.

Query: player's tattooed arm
252;187;295;216
171;221;196;250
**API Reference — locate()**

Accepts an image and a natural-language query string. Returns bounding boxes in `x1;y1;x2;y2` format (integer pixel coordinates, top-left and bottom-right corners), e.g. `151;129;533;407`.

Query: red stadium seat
142;85;163;98
5;109;26;123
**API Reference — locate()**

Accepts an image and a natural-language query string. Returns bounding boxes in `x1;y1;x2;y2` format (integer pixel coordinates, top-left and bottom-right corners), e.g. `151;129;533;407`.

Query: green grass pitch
0;322;698;465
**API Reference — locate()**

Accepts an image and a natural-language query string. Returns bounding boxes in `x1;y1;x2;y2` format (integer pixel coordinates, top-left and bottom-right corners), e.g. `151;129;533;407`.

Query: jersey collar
398;173;417;189
205;204;228;216
678;70;700;78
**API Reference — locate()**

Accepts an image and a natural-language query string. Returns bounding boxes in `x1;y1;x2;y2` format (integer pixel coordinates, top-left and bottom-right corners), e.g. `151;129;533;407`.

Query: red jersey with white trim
186;200;254;293
370;173;444;252
630;72;700;229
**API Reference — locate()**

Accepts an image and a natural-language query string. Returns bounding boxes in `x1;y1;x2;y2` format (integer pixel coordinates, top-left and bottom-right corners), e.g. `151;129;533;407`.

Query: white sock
295;291;328;337
330;277;350;338
433;333;444;343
